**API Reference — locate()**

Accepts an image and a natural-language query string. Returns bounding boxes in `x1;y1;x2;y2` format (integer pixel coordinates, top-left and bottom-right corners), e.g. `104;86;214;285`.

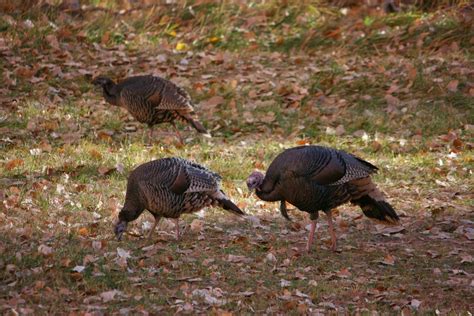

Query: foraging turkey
246;145;399;252
92;75;210;142
114;157;244;241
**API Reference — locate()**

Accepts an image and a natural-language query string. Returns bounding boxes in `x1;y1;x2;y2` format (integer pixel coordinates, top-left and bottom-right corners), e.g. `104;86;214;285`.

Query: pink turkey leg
306;219;317;252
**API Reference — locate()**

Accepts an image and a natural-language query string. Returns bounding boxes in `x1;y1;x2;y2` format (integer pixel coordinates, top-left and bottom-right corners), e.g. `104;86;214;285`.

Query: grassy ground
1;1;473;314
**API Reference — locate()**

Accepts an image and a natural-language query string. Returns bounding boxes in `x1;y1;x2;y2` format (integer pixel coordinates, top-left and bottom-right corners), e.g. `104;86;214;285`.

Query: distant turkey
246;145;399;252
114;157;244;241
92;75;210;142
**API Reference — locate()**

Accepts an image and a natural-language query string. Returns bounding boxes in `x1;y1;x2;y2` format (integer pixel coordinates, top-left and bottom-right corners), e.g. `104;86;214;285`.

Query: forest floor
0;1;473;314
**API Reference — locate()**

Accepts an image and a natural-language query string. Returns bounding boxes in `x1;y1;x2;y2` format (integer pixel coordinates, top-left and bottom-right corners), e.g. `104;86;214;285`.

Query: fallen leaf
336;267;351;278
38;244;53;256
371;140;382;152
407;65;417;80
325;126;336;135
72;265;85;273
319;302;336;309
446;80;459;92
89;149;102;160
70;272;82;281
232;291;254;297
385;94;400;107
386;84;399;94
246;216;262;228
100;290;122;302
283;300;298;310
280;279;291;287
375;225;405;235
427;250;439;258
5;159;24;170
117;247;131;259
115;163;125;174
261;112;275;123
175;42;188;51
78;227;89;236
98;166;116;175
6;264;16;273
202;95;225;108
335;124;345;136
97;130;113;141
460;254;473;264
92;241;103;250
294;289;309;298
175;276;203;282
297;303;308;314
61;132;82;144
411;299;422;309
265;252;277;263
45;34;60;50
190;219;204;233
380;254;395;266
192;288;226;305
227;255;252;263
464;228;474;240
296;139;311;145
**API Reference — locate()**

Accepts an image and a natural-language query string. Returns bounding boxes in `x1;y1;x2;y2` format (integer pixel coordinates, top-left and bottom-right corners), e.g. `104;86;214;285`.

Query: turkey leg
147;215;161;239
148;127;154;141
327;212;337;251
280;200;291;221
306;219;317;252
175;218;180;240
171;122;184;145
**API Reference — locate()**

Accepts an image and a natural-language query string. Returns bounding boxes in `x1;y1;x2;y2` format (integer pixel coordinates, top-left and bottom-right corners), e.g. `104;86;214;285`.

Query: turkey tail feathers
357;195;399;224
192;120;211;137
183;114;211;137
348;177;399;224
218;198;245;216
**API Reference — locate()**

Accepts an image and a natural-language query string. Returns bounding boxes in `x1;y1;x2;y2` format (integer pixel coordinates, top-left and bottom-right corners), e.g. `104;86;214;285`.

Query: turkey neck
255;189;282;202
102;83;119;106
255;178;282;202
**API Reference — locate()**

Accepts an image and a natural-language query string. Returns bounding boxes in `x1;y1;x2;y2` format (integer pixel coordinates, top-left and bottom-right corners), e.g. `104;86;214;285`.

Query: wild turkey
114;157;244;240
246;145;399;252
92;75;210;142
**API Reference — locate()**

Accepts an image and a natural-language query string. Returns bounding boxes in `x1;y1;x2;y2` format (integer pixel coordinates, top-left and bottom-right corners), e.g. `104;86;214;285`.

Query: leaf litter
0;1;473;315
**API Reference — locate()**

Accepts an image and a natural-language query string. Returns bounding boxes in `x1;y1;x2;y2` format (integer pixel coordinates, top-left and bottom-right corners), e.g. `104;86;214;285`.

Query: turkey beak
246;180;255;192
114;220;127;241
92;78;104;87
116;231;124;241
